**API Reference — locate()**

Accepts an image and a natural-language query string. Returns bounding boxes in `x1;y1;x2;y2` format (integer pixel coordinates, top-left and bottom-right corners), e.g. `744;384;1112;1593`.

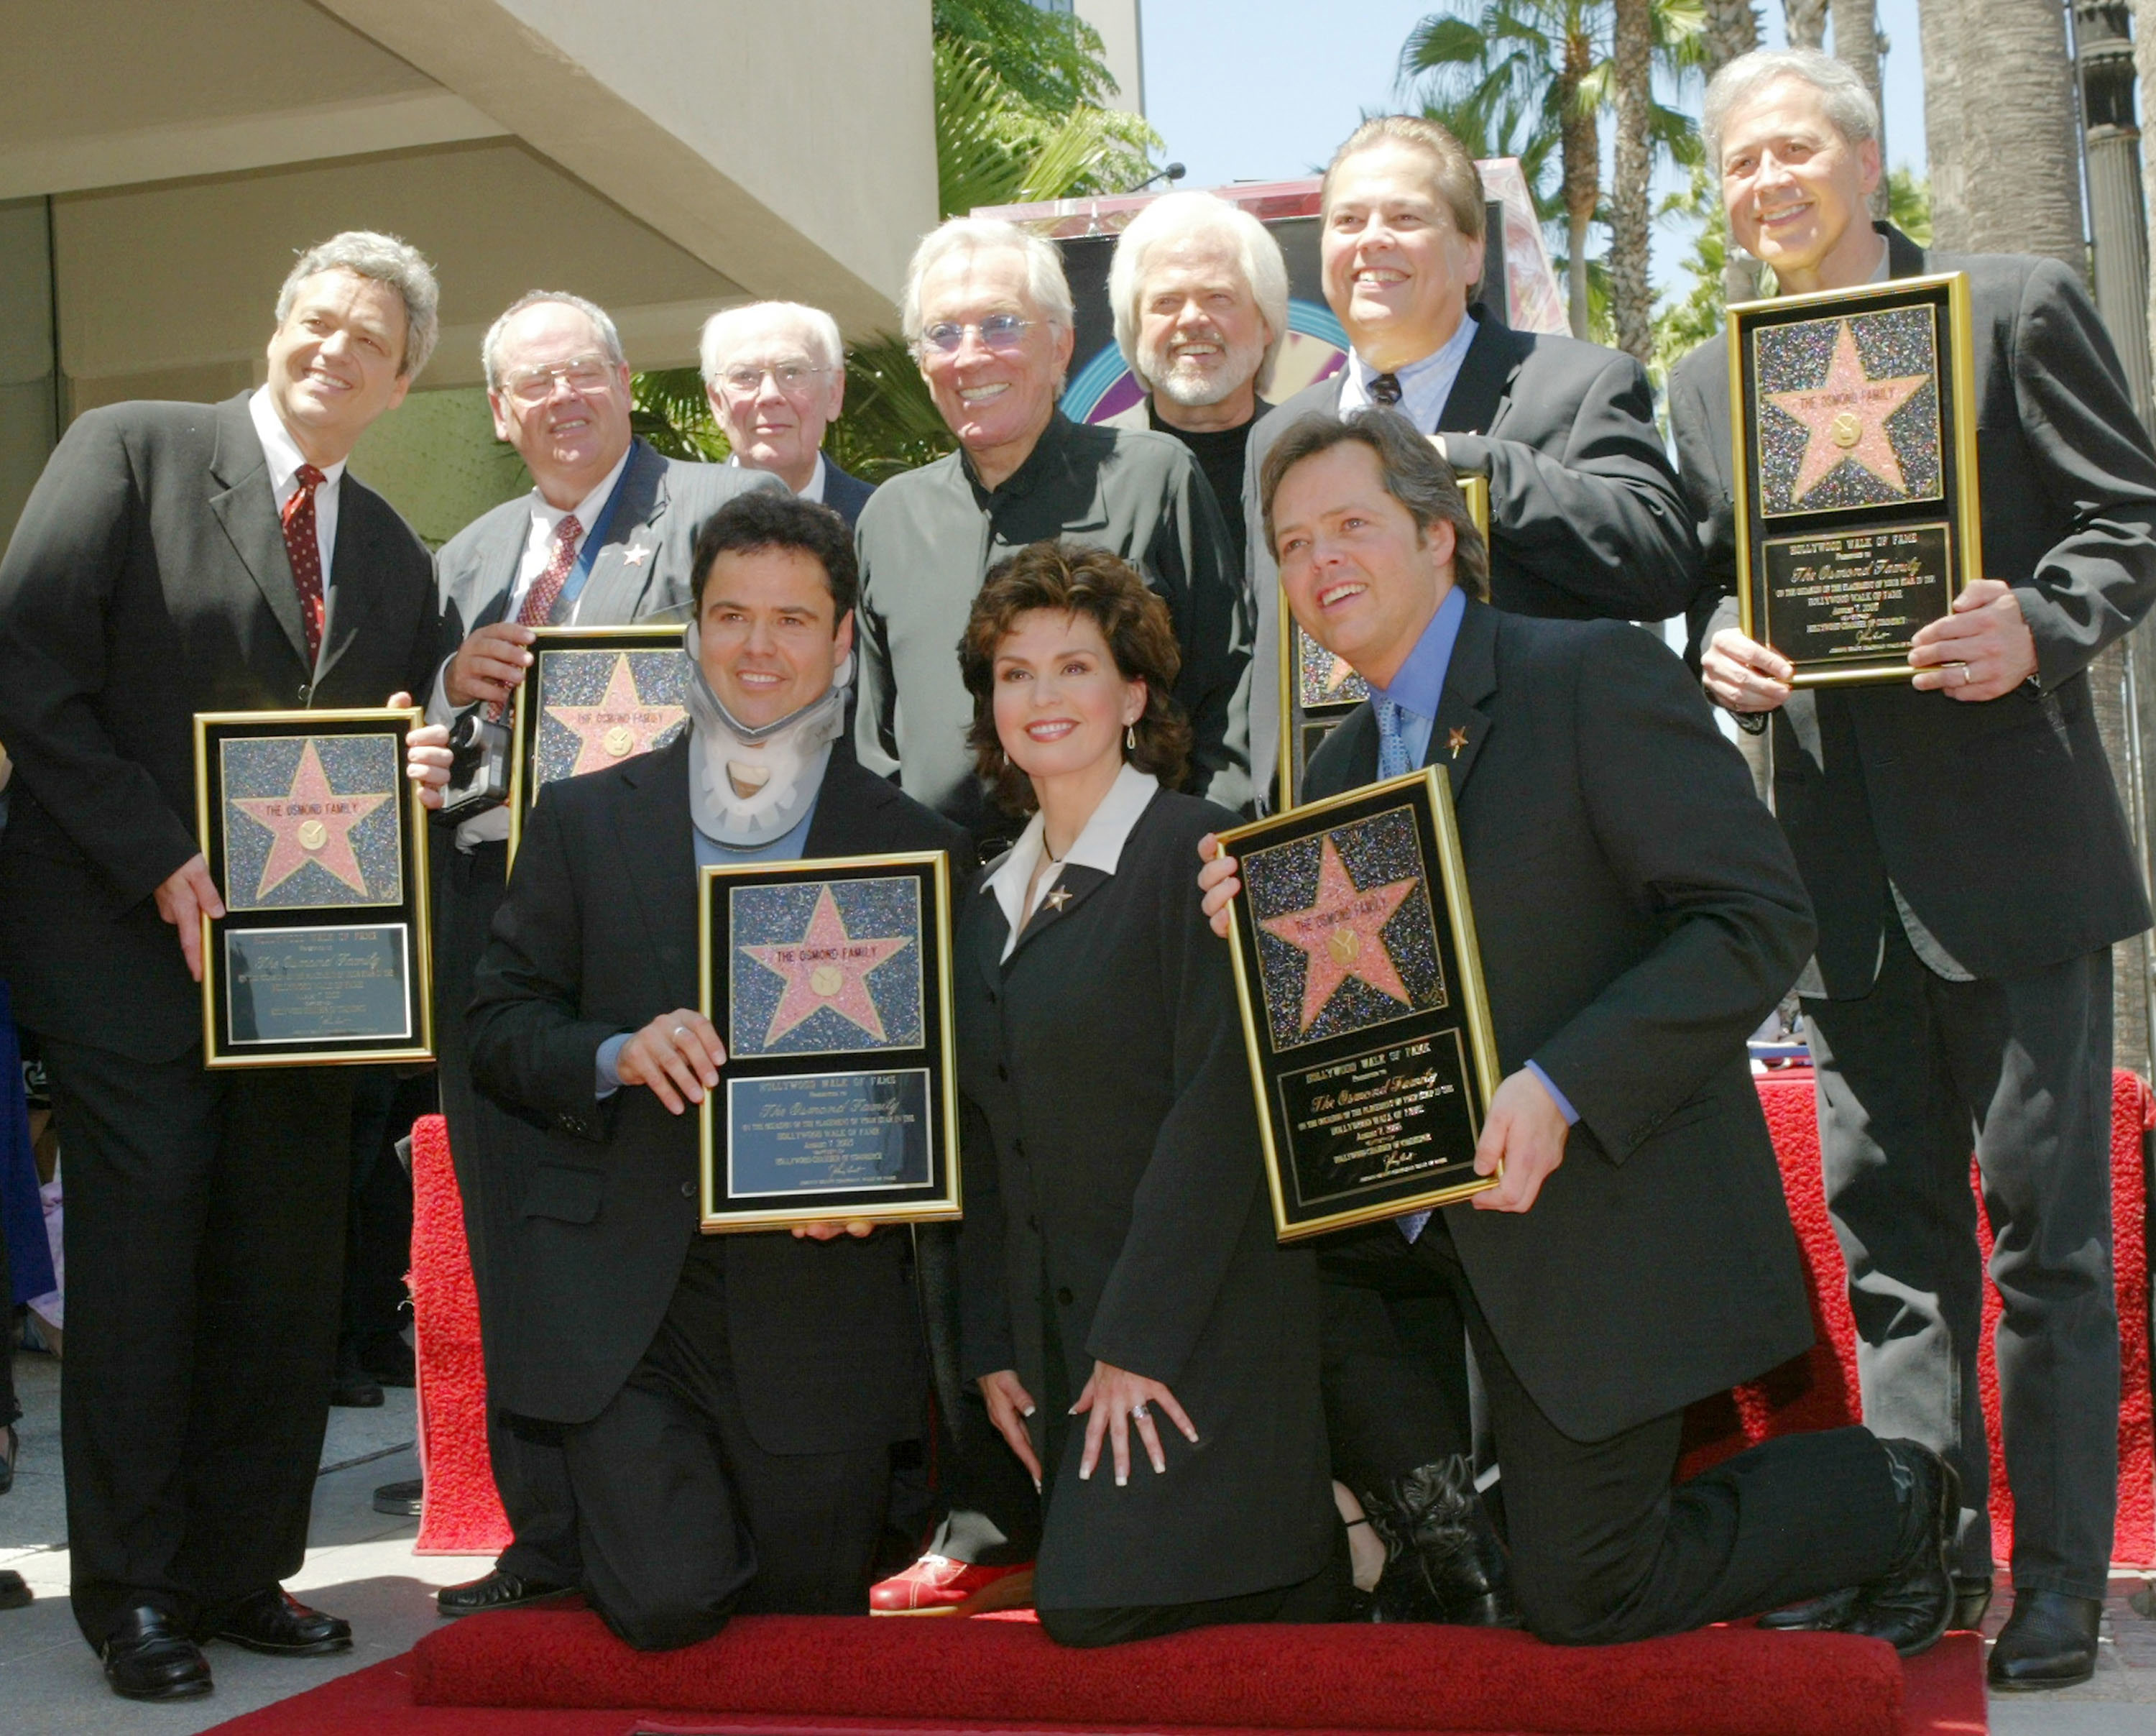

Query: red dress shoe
869;1554;1035;1616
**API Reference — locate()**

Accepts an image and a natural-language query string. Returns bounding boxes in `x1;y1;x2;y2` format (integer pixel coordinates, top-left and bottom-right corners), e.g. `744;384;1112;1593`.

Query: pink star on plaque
547;653;688;776
1766;318;1929;505
741;885;913;1045
231;738;389;901
1260;834;1417;1034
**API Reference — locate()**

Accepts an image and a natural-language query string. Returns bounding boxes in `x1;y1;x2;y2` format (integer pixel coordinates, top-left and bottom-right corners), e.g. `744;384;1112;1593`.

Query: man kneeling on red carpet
1197;410;1963;1655
461;493;969;1650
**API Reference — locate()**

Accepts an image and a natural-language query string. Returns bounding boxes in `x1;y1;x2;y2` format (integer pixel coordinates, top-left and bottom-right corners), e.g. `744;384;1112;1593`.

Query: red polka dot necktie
517;514;585;628
281;463;327;666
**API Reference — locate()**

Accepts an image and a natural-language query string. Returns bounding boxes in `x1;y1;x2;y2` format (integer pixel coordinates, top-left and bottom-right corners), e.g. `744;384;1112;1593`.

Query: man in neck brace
458;490;969;1650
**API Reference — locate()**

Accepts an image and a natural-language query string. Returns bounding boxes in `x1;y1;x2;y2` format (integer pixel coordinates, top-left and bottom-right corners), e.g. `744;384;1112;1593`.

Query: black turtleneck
1147;398;1269;573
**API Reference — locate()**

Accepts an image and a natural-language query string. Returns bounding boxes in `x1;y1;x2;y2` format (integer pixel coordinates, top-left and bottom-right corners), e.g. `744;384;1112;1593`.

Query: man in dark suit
1243;114;1700;810
1199;408;1962;1653
406;290;780;1621
1669;50;2156;1690
463;490;967;1650
0;232;441;1699
700;301;875;527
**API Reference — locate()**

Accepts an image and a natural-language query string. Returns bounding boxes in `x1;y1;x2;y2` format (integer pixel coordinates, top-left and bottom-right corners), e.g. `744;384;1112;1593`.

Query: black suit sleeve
1447;351;1704;621
467;790;632;1138
1150;453;1252;806
0;412;198;903
2005;260;2156;689
955;1091;1016;1382
1530;625;1815;1159
1085;832;1266;1385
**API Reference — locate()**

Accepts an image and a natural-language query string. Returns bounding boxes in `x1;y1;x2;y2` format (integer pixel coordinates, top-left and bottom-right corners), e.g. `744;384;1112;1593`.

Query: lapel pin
622;544;650;566
1447;726;1470;759
1046;886;1072;912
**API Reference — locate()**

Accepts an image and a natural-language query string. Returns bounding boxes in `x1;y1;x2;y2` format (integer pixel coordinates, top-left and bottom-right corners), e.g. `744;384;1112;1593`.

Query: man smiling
1241;116;1700;808
700;300;876;528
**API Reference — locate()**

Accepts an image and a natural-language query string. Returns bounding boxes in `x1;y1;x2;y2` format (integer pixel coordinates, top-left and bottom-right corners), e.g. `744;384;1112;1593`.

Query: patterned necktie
1375;695;1433;1241
281;463;327;666
1369;372;1404;407
518;513;585;627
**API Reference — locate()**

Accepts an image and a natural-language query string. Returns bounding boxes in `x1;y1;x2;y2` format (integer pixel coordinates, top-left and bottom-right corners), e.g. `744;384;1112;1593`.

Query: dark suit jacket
1303;599;1816;1442
1669;225;2156;990
433;439;779;663
1244;314;1703;803
466;736;969;1448
821;458;875;530
0;393;436;1059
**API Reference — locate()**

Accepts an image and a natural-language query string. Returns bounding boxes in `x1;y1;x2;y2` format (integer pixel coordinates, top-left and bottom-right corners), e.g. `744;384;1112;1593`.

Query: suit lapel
1424;598;1498;796
1003;863;1110;965
206;395;310;670
1436;316;1524;437
314;485;382;689
615;735;701;1011
573;441;667;622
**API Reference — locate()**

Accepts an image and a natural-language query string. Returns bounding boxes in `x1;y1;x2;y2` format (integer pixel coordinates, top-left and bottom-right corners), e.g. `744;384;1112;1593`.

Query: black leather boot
1757;1586;1858;1630
1841;1438;1959;1656
1360;1457;1521;1627
1987;1589;2102;1690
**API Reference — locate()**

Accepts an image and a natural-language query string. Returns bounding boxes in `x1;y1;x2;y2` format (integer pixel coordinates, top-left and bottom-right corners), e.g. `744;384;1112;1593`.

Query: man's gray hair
1107;191;1291;395
479;290;627;393
899;216;1075;347
277;231;440;378
1258;408;1489;601
1703;47;1880;170
698;301;844;385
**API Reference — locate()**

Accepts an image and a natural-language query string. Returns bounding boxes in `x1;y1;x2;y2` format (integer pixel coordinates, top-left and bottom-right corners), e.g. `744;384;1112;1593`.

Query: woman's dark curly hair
958;541;1192;817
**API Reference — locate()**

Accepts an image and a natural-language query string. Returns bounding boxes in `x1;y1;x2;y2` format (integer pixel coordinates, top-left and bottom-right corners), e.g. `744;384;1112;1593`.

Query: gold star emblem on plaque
1766;318;1929;505
547;653;688;776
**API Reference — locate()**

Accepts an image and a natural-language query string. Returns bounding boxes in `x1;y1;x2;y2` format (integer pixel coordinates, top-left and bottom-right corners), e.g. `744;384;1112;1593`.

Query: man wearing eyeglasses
700;302;876;530
410;290;778;1624
853;216;1251;840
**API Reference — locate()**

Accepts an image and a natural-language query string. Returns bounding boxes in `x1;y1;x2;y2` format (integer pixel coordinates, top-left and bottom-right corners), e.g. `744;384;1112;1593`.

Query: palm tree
1611;0;1657;361
1918;0;1968;248
1401;1;1704;343
1784;0;1826;48
1700;0;1762;302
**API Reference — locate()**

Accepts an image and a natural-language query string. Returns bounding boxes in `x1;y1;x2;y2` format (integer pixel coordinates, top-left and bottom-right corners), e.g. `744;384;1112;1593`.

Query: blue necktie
1373;697;1432;1241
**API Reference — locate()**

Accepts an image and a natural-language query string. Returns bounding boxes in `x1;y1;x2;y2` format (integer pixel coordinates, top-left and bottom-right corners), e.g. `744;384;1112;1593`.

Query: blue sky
1138;1;1929;289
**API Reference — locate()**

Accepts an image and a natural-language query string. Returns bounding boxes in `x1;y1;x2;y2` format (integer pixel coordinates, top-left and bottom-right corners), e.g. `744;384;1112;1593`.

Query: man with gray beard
1104;191;1287;574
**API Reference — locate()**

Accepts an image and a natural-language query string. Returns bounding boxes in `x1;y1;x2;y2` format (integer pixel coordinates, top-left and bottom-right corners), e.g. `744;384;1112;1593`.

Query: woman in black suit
952;543;1345;1647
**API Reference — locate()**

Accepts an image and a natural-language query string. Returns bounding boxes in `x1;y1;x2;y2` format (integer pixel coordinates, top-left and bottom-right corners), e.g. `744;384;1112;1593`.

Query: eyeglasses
499;355;617;406
915;314;1039;356
717;359;826;396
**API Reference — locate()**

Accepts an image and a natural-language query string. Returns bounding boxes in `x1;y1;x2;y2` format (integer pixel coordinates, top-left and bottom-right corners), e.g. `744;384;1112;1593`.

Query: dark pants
562;1239;890;1650
435;840;580;1586
1039;1530;1350;1648
43;1037;352;1646
1805;922;2119;1599
1319;1220;1903;1645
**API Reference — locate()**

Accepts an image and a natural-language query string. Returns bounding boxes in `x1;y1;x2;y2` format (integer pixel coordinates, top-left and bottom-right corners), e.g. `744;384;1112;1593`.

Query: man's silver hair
1703;47;1880;170
899;216;1075;347
480;290;628;393
1107;191;1290;395
277;231;440;379
699;301;844;385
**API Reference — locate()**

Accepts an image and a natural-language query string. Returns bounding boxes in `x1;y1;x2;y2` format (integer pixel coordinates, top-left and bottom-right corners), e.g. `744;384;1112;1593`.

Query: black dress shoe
374;1476;424;1517
102;1604;213;1701
1952;1574;1994;1632
1361;1457;1522;1627
211;1587;353;1655
436;1567;576;1617
1987;1589;2102;1690
0;1569;32;1610
1841;1438;1959;1656
1757;1586;1858;1630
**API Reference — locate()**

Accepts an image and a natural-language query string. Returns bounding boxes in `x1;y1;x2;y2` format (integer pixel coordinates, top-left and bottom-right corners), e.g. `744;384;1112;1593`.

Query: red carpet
201;1626;1989;1736
1678;1067;2156;1568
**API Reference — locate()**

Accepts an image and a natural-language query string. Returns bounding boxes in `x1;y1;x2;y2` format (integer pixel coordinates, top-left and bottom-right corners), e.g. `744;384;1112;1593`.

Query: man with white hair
1669;48;2156;1690
0;232;441;1699
409;289;778;1625
700;300;876;528
1104;191;1288;573
853;216;1250;837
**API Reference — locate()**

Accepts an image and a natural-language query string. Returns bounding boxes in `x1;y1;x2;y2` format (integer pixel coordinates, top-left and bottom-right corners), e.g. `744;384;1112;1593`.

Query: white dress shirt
981;763;1160;962
729;451;826;503
1335;312;1480;432
248;386;343;588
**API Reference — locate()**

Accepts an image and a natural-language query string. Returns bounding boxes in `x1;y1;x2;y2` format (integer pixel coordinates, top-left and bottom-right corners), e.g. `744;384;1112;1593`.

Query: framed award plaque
698;852;962;1232
1280;472;1487;809
194;707;433;1068
1218;767;1501;1240
507;624;691;860
1730;272;1984;685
